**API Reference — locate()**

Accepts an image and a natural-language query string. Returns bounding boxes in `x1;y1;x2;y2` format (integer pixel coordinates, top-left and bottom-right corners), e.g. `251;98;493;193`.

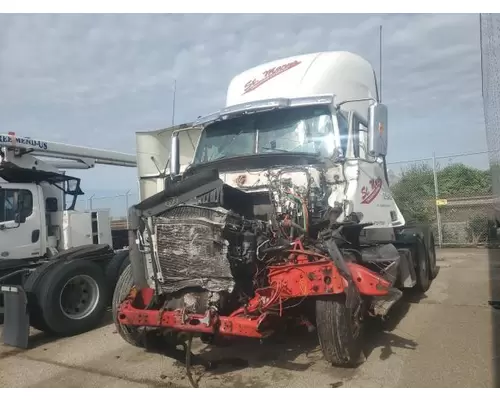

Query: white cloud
0;13;488;192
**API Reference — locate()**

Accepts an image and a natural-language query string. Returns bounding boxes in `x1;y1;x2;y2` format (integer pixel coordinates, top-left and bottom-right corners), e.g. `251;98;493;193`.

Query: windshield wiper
262;142;320;155
261;147;290;153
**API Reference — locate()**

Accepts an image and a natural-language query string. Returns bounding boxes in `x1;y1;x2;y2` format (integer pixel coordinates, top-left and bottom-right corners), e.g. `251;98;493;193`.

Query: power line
387;149;497;165
171;79;177;126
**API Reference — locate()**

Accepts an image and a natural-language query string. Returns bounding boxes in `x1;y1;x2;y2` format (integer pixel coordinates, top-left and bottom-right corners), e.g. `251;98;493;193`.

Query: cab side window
19;190;33;220
0;189;33;222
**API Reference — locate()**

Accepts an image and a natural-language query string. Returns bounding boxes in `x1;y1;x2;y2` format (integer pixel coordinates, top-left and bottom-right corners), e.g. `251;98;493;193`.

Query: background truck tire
316;295;364;367
414;237;431;293
112;263;144;348
30;259;109;336
24;259;63;332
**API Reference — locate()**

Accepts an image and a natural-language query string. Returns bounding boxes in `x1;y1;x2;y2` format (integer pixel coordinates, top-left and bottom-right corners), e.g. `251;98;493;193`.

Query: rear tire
428;233;439;280
112;263;144;348
29;259;109;335
316;294;364;367
414;238;431;293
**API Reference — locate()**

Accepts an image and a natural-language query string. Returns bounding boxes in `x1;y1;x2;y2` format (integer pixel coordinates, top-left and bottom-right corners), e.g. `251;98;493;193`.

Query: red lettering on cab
243;60;301;94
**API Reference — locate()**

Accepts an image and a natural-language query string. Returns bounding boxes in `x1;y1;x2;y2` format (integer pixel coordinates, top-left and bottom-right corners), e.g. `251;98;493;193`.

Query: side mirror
14;211;26;224
367;103;388;158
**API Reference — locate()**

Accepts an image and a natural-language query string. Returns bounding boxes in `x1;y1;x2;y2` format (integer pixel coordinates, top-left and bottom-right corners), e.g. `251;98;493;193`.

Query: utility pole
171;79;177;126
379;24;383;102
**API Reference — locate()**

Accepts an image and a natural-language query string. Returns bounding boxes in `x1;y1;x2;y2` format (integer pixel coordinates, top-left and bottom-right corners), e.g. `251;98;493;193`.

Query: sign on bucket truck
0;132;137;348
112;51;438;378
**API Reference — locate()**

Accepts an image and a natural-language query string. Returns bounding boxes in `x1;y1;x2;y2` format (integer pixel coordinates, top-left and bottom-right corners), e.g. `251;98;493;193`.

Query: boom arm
0;132;137;169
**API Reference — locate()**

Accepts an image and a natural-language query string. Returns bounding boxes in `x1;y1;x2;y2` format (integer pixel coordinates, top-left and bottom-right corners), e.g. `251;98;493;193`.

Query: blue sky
0;13;488;205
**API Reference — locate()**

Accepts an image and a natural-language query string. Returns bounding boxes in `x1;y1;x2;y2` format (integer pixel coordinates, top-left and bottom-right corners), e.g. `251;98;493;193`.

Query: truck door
0;183;43;260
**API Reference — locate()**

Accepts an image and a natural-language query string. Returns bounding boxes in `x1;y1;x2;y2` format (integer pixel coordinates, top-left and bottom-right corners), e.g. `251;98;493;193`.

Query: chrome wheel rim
59;275;100;320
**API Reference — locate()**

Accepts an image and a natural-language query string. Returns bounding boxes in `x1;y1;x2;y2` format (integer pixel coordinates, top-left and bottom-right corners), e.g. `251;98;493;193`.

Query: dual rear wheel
26;259;108;335
23;251;131;336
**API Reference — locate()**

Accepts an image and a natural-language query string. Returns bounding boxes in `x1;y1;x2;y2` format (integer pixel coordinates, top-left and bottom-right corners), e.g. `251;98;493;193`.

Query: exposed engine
140;166;400;318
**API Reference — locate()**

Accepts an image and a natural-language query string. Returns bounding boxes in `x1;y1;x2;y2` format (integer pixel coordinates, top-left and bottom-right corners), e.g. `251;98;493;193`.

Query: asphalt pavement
0;248;497;388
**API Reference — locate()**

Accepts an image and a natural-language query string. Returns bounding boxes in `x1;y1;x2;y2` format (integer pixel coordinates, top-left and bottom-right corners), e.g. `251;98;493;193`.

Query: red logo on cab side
361;178;383;204
243;60;302;94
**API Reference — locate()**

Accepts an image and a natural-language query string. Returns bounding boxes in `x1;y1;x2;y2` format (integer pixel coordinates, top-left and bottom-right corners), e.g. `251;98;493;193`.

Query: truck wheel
316;294;364;367
32;259;109;336
24;264;56;332
105;251;130;300
428;233;439;280
112;263;144;348
414;238;431;293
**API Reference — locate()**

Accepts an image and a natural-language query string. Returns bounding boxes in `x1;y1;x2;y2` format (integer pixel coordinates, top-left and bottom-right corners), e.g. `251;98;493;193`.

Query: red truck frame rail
116;241;391;339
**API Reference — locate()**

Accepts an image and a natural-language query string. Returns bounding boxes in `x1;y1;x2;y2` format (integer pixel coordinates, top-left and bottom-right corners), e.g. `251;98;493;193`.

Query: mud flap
1;285;30;348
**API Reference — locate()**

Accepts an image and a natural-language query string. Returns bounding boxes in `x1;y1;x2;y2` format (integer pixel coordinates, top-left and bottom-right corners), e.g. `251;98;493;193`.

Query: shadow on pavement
363;291;421;361
0;330;56;360
1;309;115;359
141;291;422;386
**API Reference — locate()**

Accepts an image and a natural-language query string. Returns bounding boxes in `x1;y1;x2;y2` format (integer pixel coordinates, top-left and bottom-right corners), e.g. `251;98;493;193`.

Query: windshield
192;105;336;165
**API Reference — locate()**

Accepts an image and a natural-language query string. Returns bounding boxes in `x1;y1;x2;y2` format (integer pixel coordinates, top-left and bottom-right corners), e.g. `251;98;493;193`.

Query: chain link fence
388;150;494;247
385;14;500;249
480;13;500;386
481;14;500;251
79;148;494;247
74;191;140;229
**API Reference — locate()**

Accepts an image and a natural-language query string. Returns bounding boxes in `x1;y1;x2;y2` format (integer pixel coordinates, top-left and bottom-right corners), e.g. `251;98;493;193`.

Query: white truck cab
193;51;405;236
0;179;114;262
0;182;45;260
0;133;136;263
1;132;137;347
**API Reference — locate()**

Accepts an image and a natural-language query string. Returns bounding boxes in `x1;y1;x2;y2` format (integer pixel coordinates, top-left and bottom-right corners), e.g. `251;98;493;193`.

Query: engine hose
143;221;163;297
0;268;32;283
288;221;306;234
128;230;148;289
259;244;291;255
383;156;390;185
284;192;308;232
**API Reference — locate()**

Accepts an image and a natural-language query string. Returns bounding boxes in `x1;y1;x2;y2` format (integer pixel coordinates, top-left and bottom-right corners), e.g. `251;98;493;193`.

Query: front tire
112;263;144;348
316;294;364;367
105;251;130;301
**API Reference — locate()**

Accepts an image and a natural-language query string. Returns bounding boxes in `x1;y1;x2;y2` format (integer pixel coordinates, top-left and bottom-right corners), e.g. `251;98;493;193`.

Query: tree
390;163;436;223
390;162;492;224
437;163;492;197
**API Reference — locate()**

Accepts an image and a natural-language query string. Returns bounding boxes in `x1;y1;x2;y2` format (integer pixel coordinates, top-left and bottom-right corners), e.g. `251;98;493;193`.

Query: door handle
31;230;40;243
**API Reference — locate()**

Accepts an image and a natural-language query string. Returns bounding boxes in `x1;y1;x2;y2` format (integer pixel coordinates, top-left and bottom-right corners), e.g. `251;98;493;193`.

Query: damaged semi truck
113;51;438;368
